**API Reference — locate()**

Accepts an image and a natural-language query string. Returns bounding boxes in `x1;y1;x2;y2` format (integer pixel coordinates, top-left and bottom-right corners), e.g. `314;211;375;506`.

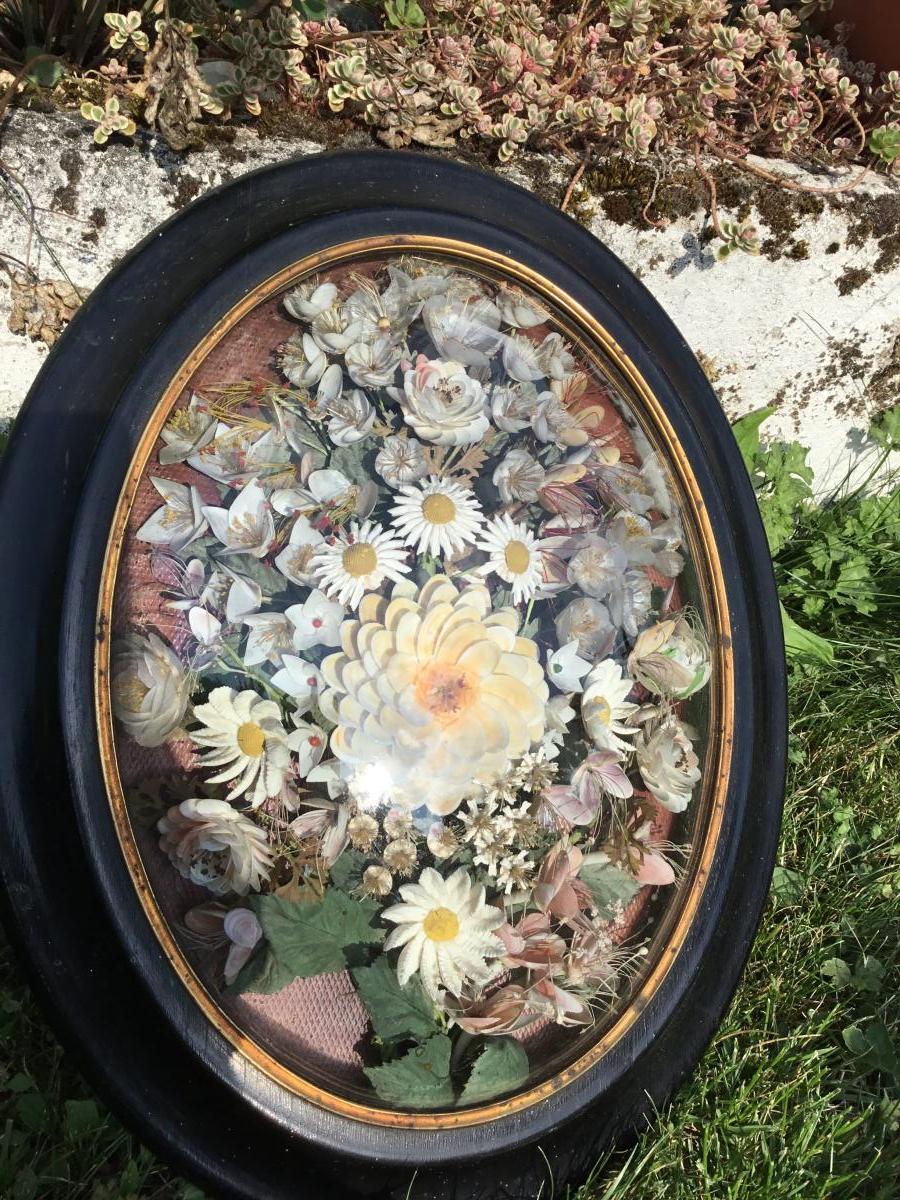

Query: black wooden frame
0;151;785;1200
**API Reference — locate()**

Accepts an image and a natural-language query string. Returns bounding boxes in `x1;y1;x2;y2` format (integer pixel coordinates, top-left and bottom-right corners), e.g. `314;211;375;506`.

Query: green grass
1;448;898;1198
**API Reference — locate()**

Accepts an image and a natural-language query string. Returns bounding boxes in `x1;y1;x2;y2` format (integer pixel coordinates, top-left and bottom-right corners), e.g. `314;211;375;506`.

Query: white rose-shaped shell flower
636;714;701;812
382;866;504;1000
319;575;549;815
111;631;190;748
158;798;273;896
190;686;291;808
395;354;489;446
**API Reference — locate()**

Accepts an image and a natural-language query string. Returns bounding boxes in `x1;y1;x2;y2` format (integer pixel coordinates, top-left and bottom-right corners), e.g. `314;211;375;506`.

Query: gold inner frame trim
95;235;735;1129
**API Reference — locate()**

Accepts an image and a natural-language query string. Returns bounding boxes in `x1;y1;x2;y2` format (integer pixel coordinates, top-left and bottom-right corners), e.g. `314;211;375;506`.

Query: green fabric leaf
459;1037;529;1105
252;888;384;979
227;943;297;996
731;406;774;473
352;957;440;1045
329;848;366;892
780;603;834;664
579;857;641;918
364;1034;455;1108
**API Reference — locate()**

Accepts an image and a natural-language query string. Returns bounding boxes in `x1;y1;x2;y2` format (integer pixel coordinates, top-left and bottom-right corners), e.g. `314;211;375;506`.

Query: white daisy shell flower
286;718;327;777
476;513;545;604
311;519;411;609
345;336;404;388
492;446;545;503
636;714;701;812
375;434;428;489
136;477;208;552
396;354;489;446
276;331;327;388
202;478;274;559
242;613;295;668
285;588;344;652
546;640;591;693
274;514;325;587
111;631;190;748
382;866;504;1001
283;279;338;321
158;393;216;466
191;686;291;808
158;797;273;895
580;660;640;756
390;476;483;559
270;655;323;712
319;575;549;815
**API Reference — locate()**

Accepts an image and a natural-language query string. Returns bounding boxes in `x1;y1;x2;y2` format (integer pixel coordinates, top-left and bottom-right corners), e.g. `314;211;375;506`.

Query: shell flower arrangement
111;256;711;1110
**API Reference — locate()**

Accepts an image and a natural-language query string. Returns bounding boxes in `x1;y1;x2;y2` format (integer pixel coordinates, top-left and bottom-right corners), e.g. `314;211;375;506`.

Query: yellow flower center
342;541;378;577
236;721;266;757
589;697;612;726
423;907;460;942
415;662;477;724
504;539;531;575
421;493;457;525
116;675;149;712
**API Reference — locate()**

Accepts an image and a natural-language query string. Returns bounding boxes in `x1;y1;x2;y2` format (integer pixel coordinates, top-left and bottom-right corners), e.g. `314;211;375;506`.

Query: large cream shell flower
158;798;273;896
383;866;504;1000
319;575;549;815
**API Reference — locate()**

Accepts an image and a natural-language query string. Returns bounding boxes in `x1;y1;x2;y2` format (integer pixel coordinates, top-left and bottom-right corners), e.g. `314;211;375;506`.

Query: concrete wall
2;109;898;490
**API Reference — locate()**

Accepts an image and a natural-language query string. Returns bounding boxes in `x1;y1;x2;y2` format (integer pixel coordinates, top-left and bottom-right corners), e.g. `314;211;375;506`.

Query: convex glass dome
105;249;716;1114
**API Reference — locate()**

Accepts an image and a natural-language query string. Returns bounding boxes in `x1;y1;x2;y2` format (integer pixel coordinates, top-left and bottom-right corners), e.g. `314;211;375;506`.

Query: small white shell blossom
375;434;428;488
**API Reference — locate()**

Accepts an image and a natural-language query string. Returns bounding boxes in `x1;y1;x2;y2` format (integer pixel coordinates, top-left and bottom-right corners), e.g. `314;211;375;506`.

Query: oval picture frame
0;152;786;1200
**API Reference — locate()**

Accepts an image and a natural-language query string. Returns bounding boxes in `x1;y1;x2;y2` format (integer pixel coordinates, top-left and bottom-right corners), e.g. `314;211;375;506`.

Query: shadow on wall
822;1;900;74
